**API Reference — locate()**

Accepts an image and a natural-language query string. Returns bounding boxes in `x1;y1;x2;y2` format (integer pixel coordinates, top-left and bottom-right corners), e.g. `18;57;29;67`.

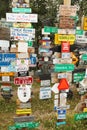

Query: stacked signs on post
7;0;39;129
0;40;16;100
39;28;53;100
47;0;78;126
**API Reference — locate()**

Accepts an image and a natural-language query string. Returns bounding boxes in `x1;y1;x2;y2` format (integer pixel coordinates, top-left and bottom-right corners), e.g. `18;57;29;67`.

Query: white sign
40;87;51;99
18;42;28;52
41;80;50;86
17;85;31;103
17;53;29;58
76;35;87;43
51;83;59;94
42;28;50;35
0;40;9;47
58;29;75;34
60;93;67;107
61;53;71;58
53;58;72;64
2;76;10;82
6;13;38;23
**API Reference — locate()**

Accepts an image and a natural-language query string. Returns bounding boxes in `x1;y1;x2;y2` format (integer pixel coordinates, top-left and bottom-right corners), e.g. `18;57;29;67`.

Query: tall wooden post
64;0;71;5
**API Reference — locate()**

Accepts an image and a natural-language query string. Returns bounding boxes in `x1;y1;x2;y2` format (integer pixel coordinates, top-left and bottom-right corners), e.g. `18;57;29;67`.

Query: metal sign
14;76;33;85
59;5;77;16
53;58;72;64
74;112;87;121
40;87;51;99
58;72;72;83
44;26;58;33
0;72;14;76
76;35;87;43
18;71;28;77
73;72;85;82
61;53;71;58
57;34;75;42
6;13;38;23
57;109;66;119
82;54;87;61
12;8;32;13
16;53;29;58
83;17;87;30
54;64;75;72
0;53;16;61
42;28;50;35
18;102;31;109
61;41;70;53
76;30;83;35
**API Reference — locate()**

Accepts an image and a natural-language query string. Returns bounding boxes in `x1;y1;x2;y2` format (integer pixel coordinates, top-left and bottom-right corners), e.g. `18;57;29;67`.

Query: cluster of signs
3;0;39;129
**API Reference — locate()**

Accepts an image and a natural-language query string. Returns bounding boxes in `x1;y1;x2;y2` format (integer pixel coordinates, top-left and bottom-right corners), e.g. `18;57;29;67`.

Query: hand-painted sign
6;13;38;23
44;26;58;33
40;87;51;99
59;5;77;16
54;64;74;72
14;76;33;85
12;8;32;13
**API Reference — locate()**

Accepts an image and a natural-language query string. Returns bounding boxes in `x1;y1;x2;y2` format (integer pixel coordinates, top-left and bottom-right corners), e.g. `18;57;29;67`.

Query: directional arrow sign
54;64;75;72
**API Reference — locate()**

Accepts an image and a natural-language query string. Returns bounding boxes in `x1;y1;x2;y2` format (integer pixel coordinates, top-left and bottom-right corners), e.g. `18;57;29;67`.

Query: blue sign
57;109;66;119
0;53;16;66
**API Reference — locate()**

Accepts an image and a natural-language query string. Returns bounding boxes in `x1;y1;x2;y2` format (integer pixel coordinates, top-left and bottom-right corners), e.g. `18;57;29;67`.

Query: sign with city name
44;26;58;33
73;72;85;82
53;58;72;64
14;76;33;85
59;5;77;16
40;87;51;99
54;64;75;72
16;109;32;115
6;13;38;23
12;8;32;13
13;22;32;28
74;112;87;121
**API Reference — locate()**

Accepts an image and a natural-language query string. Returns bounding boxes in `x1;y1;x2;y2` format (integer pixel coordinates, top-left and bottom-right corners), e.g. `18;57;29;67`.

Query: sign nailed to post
6;13;38;23
14;76;33;85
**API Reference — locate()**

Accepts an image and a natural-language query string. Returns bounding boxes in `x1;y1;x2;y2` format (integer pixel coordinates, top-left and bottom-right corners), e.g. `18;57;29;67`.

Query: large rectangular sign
59;5;77;16
6;13;38;23
44;26;58;33
14;76;33;85
54;64;75;72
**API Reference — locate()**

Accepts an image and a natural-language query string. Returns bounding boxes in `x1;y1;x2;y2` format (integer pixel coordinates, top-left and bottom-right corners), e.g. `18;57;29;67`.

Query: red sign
61;41;70;53
14;76;33;85
58;78;69;90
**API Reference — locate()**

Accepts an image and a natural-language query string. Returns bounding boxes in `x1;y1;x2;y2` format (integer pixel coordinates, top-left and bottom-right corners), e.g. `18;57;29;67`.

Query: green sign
73;72;85;82
12;8;32;13
82;54;87;61
27;41;33;47
76;30;83;35
44;26;58;33
54;64;75;72
9;122;40;130
74;112;87;121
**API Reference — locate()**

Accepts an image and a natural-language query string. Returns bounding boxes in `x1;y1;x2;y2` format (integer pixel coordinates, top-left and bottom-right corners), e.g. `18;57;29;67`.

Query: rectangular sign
0;40;9;47
82;54;87;61
74;112;87;121
40;87;51;99
59;5;77;16
0;72;15;76
13;22;32;28
57;34;75;42
83;17;87;30
53;58;72;64
41;80;51;86
61;41;70;52
11;0;30;8
58;29;75;34
58;72;72;83
14;76;33;85
59;16;75;29
16;109;32;115
57;109;66;119
54;64;75;72
6;13;38;23
0;53;16;61
16;53;29;58
73;72;85;82
44;26;58;33
76;35;87;43
12;8;32;13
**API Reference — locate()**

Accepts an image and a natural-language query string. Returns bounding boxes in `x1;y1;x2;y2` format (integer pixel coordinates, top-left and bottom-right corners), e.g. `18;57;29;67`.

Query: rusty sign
59;16;75;29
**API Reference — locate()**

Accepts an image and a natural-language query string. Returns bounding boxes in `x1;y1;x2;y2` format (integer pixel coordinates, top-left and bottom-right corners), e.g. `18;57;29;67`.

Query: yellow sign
71;52;78;64
83;17;87;30
64;0;71;5
0;72;15;76
54;34;75;45
83;108;87;112
13;23;32;28
16;109;32;115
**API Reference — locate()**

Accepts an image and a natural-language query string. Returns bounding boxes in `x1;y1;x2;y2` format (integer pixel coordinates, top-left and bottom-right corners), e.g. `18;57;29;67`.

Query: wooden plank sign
14;76;33;85
14;115;34;122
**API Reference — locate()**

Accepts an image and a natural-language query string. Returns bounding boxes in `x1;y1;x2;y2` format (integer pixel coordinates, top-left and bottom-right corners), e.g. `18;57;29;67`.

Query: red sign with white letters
61;41;70;53
14;76;33;85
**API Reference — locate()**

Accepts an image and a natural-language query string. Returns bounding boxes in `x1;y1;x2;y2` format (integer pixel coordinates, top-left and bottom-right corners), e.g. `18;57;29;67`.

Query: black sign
18;71;29;77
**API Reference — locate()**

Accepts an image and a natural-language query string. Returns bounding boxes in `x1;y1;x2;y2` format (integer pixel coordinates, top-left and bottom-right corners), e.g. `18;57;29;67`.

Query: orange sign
58;78;69;90
0;72;15;76
71;52;78;64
